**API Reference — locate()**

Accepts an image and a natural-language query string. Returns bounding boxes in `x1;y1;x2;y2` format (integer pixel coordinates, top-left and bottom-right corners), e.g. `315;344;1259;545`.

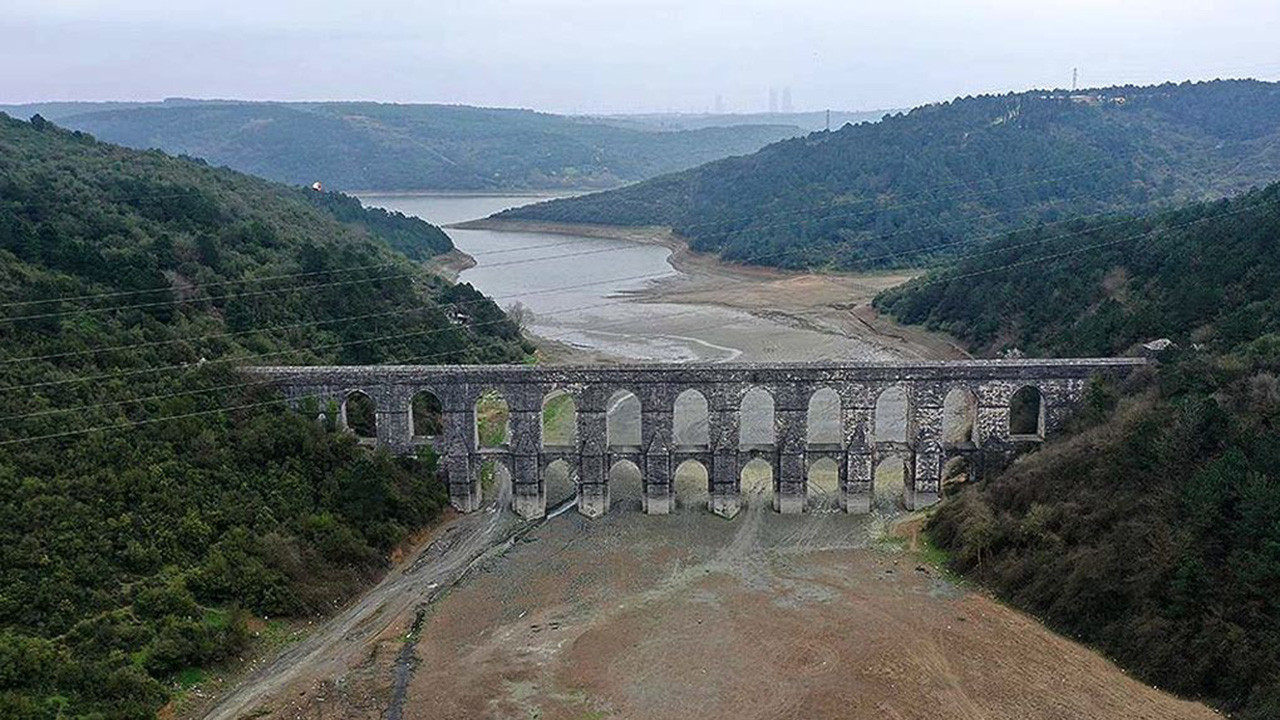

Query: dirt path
193;499;523;720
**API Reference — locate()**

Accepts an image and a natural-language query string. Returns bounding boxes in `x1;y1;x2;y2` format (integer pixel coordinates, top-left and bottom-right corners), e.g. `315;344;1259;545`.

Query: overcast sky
3;0;1278;114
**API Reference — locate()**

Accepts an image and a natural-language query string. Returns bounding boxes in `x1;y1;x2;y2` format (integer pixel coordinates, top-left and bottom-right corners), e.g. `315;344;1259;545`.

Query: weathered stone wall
250;359;1145;520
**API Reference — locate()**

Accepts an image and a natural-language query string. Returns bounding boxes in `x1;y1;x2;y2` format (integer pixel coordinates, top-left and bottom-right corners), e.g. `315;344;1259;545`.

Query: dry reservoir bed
253;476;1217;720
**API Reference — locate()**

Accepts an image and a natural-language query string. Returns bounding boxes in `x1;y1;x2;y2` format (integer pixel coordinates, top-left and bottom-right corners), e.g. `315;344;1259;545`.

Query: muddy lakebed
359;193;908;363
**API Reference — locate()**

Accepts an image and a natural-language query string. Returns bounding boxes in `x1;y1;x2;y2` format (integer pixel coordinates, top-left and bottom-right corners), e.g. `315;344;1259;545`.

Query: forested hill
876;185;1280;719
0;115;527;717
874;182;1280;356
497;79;1280;270
0;100;802;192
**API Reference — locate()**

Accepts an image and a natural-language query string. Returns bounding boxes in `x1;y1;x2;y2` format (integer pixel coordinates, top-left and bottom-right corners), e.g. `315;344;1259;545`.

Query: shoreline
425;248;477;281
354;189;605;199
455;217;970;361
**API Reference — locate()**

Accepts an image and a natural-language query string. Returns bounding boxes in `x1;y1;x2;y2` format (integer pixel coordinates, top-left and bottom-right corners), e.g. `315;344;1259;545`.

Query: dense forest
499;79;1280;270
875;183;1280;356
0;100;803;192
0;114;528;718
877;184;1280;718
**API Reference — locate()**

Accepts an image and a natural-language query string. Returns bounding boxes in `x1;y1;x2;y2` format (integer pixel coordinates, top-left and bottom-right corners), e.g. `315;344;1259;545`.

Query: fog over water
359;194;901;364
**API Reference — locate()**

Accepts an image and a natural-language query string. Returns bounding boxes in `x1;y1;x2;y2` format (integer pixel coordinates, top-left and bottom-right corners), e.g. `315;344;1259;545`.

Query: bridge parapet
249;359;1145;520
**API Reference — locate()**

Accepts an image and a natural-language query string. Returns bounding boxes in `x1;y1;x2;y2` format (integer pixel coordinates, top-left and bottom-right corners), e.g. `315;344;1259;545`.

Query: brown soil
212;497;1217;720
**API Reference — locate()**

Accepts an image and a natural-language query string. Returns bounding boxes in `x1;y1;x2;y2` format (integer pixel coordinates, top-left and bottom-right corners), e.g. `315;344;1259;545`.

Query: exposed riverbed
359;194;960;363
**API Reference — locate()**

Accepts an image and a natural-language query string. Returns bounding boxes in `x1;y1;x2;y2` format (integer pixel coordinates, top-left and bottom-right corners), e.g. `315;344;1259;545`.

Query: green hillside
0;114;527;718
876;185;1280;718
2;100;803;192
874;183;1280;356
498;79;1280;270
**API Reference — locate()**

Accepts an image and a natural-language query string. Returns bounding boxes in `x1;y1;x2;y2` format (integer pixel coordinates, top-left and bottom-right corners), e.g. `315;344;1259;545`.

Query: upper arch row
338;382;1051;444
332;379;1061;413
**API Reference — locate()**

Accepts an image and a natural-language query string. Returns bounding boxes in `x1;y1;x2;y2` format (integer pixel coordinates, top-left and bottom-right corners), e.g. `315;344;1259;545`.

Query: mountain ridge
496;79;1280;270
0;100;807;193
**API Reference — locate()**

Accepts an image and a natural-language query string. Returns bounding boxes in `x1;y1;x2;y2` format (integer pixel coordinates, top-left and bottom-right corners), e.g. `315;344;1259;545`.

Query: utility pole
1073;67;1078;91
825;109;831;132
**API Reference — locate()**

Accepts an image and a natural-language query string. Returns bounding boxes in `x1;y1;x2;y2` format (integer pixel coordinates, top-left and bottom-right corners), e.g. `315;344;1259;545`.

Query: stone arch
673;388;710;447
873;452;908;511
341;390;377;439
740;457;774;507
607;389;642;448
474;389;510;449
541;389;578;447
806;387;842;446
543;458;576;508
477;457;512;509
942;386;979;446
807;457;840;510
410;389;443;439
674;459;710;511
1010;385;1045;438
608;459;644;511
873;385;909;443
739;386;775;447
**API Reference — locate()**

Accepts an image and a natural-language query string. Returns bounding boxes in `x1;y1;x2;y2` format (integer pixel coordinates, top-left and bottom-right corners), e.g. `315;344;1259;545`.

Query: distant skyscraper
715;94;725;114
781;86;793;113
769;87;779;114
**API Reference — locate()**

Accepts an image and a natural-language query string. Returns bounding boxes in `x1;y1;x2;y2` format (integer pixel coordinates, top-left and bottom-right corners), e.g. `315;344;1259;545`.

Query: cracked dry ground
243;488;1216;720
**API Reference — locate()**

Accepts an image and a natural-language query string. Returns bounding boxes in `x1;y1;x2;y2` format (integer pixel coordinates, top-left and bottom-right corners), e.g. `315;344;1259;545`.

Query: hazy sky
3;0;1279;114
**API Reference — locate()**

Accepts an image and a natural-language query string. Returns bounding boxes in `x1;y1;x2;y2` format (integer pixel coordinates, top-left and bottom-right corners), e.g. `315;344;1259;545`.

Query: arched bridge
249;359;1146;520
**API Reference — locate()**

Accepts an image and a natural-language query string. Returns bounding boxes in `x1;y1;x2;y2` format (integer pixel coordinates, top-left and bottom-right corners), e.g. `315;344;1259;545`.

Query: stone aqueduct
250;359;1146;520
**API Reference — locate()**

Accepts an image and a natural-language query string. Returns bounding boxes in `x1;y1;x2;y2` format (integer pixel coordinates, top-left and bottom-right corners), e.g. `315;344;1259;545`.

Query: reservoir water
359;193;900;364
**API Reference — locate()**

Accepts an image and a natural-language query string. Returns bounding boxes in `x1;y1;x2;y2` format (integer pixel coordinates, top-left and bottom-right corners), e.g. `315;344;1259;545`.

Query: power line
3;155;1105;310
6;194;1271;433
0;396;298;448
0;196;1088;376
1;157;1130;322
0;269;679;367
0;203;1229;446
0;161;1111;320
11;130;1259;324
0;235;609;311
1;243;639;323
5;144;1273;428
5;183;1263;392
